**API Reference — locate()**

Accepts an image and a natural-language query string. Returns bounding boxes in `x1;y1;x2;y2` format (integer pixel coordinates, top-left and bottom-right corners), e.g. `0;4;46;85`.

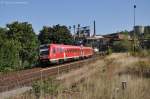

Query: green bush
131;60;150;72
130;49;150;57
32;78;60;97
108;48;112;55
112;40;132;52
0;22;39;72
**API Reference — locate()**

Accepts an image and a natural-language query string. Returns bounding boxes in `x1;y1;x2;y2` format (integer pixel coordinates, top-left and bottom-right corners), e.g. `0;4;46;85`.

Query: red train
39;44;93;64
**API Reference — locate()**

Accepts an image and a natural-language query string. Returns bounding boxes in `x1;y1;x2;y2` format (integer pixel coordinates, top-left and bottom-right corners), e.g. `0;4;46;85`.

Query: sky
0;0;150;35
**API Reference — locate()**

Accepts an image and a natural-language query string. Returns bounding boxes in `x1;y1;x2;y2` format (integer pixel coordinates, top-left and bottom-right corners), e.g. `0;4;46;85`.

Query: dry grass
54;53;150;99
56;59;105;89
11;53;150;99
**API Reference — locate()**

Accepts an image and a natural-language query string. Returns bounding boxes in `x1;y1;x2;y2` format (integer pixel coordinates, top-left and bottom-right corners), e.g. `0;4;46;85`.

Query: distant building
103;33;131;41
134;26;145;35
85;35;109;52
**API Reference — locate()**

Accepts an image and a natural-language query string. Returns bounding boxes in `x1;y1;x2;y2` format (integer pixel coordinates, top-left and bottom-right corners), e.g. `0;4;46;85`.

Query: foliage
0;39;21;72
0;28;20;72
38;24;74;45
135;61;150;69
6;22;39;68
112;40;132;52
0;21;39;72
107;47;112;55
130;49;150;57
32;78;60;97
0;28;19;72
110;30;132;52
121;30;130;35
0;22;75;72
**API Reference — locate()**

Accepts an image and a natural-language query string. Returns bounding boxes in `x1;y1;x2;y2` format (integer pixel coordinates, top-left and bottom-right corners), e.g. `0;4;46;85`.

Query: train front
39;44;50;63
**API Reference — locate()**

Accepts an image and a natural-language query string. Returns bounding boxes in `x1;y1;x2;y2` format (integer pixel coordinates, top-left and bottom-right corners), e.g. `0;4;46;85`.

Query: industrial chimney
93;20;96;37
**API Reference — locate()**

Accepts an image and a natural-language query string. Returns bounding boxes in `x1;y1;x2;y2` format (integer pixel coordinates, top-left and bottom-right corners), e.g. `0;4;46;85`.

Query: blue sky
0;0;150;35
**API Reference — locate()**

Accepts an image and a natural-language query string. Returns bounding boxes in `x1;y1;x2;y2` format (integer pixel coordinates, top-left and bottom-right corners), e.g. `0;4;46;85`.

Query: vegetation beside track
10;53;150;99
0;22;73;73
0;56;99;93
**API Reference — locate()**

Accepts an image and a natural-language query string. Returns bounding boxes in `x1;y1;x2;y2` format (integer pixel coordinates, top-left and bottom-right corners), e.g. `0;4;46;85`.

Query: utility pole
73;25;76;41
77;24;80;38
73;25;76;35
134;1;136;29
133;0;136;52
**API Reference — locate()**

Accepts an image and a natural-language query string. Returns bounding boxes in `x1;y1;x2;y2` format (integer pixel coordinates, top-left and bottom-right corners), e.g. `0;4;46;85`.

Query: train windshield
39;44;49;56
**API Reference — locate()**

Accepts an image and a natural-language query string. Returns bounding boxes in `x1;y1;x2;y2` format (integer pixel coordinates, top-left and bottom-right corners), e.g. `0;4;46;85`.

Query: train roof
50;44;81;49
40;44;93;49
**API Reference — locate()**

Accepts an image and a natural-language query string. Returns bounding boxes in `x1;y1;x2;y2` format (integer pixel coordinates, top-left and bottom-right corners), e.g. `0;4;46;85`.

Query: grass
11;53;150;99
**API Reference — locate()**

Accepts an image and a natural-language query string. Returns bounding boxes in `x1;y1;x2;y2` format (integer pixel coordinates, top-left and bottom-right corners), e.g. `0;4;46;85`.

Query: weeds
10;53;150;99
32;77;60;98
130;49;150;57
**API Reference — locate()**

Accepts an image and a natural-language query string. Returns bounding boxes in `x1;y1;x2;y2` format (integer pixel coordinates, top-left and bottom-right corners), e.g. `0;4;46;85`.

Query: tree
0;28;7;46
0;28;21;71
112;31;132;52
53;25;73;44
6;21;38;68
0;39;21;71
112;40;132;52
38;24;73;45
38;26;52;44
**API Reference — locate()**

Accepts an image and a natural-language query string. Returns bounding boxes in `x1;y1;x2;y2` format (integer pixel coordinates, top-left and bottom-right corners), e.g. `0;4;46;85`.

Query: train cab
39;44;50;62
39;44;66;64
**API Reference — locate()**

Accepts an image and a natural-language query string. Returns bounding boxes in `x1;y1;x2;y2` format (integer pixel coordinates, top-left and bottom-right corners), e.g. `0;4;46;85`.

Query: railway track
0;56;102;92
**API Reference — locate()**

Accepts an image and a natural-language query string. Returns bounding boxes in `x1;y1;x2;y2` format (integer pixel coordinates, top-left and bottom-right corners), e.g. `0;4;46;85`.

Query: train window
40;44;49;49
61;48;64;53
40;50;49;56
66;49;68;53
59;48;61;53
59;48;60;53
59;48;63;53
57;48;59;53
40;44;49;56
53;48;56;53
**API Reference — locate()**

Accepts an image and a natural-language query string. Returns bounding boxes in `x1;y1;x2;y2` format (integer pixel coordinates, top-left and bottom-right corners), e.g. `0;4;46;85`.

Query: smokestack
93;20;96;37
77;24;80;37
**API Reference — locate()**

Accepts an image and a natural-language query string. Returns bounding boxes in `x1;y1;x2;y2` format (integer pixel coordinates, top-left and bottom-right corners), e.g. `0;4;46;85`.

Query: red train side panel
82;47;93;57
39;44;93;64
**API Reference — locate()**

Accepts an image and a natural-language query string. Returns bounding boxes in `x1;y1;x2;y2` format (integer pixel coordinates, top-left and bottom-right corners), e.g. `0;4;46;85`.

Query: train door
55;47;64;60
50;46;57;61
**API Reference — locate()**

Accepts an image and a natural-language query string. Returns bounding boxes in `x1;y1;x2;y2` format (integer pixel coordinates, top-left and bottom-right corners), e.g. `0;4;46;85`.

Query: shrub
112;40;132;52
130;49;150;57
32;78;60;97
108;48;112;55
134;61;150;70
